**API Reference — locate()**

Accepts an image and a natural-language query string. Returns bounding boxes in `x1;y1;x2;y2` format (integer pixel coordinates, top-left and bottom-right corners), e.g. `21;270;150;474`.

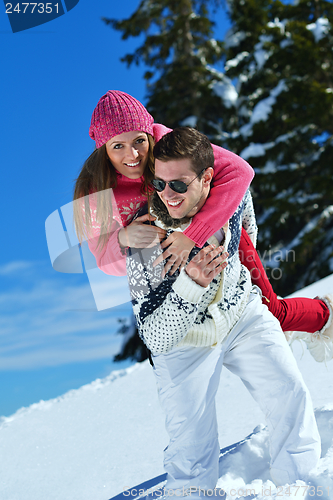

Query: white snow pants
152;290;320;495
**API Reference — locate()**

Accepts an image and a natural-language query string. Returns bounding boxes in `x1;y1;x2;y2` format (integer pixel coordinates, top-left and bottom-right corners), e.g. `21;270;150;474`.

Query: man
127;127;320;496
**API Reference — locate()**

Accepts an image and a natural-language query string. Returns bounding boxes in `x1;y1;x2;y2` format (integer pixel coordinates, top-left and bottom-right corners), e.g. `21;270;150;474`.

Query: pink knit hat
89;90;154;148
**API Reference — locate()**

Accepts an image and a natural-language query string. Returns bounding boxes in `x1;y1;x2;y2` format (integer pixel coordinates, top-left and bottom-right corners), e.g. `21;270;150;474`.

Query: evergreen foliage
224;0;333;295
114;318;148;362
103;0;230;135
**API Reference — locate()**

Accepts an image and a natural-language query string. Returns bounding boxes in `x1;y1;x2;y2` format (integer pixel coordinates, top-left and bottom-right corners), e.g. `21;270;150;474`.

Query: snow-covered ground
1;275;333;500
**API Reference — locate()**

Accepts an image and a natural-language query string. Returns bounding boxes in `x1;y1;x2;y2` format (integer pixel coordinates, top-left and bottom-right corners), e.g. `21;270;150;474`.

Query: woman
73;90;332;362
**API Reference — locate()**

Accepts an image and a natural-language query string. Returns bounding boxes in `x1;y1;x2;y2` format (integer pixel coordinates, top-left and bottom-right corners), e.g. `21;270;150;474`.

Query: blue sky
0;1;230;416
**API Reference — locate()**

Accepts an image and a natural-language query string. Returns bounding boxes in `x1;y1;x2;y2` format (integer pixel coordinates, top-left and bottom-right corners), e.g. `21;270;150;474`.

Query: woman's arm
153;124;255;247
183;144;254;247
88;215;166;276
83;181;165;276
152;127;255;274
87;219;128;276
78;192;128;276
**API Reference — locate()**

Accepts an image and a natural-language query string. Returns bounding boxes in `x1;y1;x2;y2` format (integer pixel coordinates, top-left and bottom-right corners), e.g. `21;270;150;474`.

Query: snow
240;139;275;160
259;161;277;174
213;77;238;108
280;38;293;49
306;18;330;43
239;125;309;161
254;48;271;70
267;18;287;35
251;80;287;125
238;122;254;139
240;143;266;160
225;51;249;71
256;161;298;174
224;29;247;49
254;36;273;70
180;116;198;128
1;275;333;500
257;207;276;226
237;82;288;144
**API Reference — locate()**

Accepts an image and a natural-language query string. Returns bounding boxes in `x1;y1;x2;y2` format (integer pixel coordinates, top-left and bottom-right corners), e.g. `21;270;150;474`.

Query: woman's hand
185;244;228;288
153;232;196;278
118;214;166;248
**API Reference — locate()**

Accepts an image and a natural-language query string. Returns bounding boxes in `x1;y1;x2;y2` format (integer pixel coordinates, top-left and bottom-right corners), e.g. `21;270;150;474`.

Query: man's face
154;158;212;220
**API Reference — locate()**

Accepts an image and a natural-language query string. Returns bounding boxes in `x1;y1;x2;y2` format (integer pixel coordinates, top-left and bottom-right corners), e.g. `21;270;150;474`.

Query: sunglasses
151;168;206;194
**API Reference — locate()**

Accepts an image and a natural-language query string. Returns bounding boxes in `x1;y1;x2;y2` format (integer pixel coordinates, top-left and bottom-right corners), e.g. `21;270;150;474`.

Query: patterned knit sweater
127;189;257;354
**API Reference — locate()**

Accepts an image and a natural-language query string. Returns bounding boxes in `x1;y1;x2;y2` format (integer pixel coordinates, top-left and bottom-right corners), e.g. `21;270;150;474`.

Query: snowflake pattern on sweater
127;190;257;354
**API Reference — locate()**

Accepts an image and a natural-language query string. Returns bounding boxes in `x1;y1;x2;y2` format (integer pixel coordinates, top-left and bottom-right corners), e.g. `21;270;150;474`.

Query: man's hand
185;244;228;288
153;232;195;278
118;214;166;248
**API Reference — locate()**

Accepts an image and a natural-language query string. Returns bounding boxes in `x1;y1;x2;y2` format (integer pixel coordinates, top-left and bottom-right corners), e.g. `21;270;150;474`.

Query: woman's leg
238;228;330;333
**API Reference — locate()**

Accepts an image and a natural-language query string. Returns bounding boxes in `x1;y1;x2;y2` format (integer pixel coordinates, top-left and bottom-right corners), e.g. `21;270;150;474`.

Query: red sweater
87;123;254;276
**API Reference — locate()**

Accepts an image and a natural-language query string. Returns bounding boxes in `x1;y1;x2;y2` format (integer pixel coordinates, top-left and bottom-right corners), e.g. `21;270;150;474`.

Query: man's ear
203;167;214;186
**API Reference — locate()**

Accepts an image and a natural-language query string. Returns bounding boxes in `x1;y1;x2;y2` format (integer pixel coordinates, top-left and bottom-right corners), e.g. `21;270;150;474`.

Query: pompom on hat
89;90;154;148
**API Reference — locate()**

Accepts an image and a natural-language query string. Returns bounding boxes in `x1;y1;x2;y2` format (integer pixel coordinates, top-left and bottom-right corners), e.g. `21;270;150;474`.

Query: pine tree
113;316;149;362
224;0;333;295
103;0;232;136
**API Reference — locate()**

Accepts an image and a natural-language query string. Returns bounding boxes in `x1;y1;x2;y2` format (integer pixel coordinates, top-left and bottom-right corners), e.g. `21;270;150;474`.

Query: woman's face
105;131;150;179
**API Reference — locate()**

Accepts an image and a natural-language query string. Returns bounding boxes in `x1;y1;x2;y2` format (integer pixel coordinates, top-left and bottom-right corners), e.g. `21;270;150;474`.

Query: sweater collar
115;170;145;184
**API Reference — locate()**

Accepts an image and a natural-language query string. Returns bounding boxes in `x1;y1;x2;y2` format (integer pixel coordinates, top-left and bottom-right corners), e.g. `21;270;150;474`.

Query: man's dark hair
153;127;214;176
